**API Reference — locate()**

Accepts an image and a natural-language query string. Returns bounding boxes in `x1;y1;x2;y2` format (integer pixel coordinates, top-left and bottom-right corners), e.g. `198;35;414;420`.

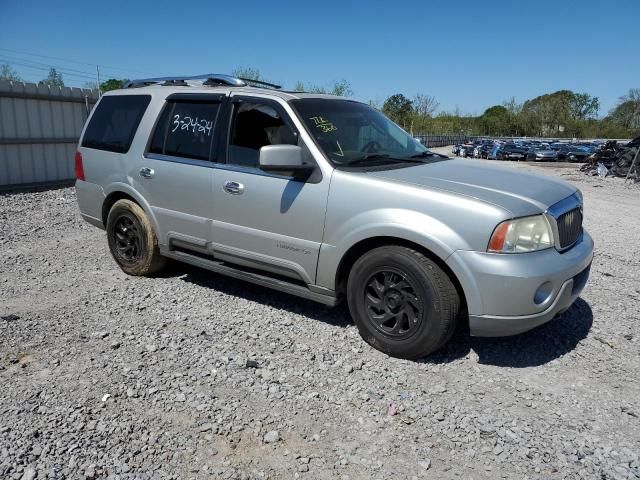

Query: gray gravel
1;160;639;479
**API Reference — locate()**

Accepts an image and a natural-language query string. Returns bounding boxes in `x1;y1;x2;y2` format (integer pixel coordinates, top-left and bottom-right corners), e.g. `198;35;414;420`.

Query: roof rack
236;77;282;90
124;73;281;90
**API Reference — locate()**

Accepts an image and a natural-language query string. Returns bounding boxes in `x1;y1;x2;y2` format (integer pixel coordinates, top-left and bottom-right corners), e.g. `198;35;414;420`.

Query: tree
232;67;263;81
100;78;129;92
522;90;571;135
38;68;64;87
291;79;353;97
329;79;353;97
0;64;22;82
520;90;600;136
502;96;522;116
368;99;382;110
479;105;510;135
570;93;599;120
382;94;414;126
413;94;439;117
607;88;640;131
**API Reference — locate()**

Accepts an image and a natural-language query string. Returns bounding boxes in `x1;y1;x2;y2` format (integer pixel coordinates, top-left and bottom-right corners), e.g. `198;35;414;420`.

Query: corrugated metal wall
0;80;99;189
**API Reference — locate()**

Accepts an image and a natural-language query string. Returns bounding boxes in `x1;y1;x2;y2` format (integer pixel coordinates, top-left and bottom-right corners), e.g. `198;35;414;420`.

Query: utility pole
96;65;101;96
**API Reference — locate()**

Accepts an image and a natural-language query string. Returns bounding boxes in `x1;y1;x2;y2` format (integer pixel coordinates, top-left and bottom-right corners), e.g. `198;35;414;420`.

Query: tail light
74;151;85;181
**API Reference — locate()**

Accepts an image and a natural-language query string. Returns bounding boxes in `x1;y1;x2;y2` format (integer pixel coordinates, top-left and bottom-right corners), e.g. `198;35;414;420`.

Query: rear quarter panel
76;91;166;233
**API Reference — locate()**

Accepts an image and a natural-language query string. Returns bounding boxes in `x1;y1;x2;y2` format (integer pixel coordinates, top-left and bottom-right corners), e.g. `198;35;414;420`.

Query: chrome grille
556;207;582;249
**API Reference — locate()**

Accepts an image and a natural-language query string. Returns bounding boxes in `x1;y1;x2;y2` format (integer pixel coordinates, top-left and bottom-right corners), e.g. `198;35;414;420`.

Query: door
134;94;224;251
211;95;330;285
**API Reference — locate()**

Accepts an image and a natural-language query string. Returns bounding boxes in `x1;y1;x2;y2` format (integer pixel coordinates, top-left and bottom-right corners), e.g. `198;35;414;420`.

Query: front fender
315;208;471;290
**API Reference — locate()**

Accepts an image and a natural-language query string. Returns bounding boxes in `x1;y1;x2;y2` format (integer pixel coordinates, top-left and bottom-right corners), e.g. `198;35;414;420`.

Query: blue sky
1;0;638;116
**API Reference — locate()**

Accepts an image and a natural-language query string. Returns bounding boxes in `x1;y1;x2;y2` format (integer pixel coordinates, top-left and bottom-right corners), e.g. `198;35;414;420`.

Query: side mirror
259;145;314;180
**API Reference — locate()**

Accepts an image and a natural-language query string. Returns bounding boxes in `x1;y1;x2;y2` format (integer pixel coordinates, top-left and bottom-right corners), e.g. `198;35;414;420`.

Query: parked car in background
527;147;559;162
497;143;528;160
479;142;494;159
463;144;476;157
555;145;590;162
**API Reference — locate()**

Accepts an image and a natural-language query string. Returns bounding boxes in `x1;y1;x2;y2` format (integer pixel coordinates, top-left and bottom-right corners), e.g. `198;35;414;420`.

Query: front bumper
468;262;591;336
446;230;594;337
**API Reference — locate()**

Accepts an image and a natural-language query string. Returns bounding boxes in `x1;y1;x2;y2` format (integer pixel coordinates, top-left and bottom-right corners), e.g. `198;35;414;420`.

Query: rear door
210;95;330;285
135;93;224;252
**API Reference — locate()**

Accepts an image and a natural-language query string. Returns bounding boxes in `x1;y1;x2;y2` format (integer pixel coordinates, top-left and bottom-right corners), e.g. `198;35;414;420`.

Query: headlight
488;215;553;253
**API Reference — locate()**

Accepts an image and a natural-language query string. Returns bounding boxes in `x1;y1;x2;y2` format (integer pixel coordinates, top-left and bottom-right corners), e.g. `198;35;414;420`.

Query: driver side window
227;101;298;168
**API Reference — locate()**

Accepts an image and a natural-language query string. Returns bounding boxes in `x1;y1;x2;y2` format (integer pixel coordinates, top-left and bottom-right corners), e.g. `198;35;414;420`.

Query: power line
0;53;121;80
0;47;158;76
0;57;98;81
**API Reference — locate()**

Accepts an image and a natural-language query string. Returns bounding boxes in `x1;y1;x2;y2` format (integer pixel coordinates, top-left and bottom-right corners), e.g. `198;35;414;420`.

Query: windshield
290;98;430;166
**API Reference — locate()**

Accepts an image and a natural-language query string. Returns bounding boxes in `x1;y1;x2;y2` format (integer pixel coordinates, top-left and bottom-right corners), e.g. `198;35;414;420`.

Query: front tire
347;246;460;359
106;199;166;276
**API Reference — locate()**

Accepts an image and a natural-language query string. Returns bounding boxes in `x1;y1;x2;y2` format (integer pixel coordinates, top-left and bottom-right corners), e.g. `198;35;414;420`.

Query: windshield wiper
345;153;436;167
409;150;449;159
345;154;392;166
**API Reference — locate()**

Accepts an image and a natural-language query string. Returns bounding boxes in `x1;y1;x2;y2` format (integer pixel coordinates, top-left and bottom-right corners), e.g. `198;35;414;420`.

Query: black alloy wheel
106;199;166;276
363;268;423;339
347;245;461;359
112;214;142;264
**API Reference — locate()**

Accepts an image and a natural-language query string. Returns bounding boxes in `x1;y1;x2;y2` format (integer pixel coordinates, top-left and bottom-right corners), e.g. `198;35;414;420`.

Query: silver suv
75;73;593;359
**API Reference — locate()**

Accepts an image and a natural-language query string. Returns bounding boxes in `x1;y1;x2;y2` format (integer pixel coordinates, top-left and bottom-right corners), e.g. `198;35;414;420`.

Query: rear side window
149;100;220;161
82;95;151;153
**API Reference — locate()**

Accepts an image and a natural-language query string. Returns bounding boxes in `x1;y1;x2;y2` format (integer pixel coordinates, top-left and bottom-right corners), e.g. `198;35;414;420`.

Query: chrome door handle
223;180;244;195
139;167;154;179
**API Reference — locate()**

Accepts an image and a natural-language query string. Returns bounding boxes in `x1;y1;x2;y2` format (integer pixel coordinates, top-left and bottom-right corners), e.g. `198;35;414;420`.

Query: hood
368;159;576;217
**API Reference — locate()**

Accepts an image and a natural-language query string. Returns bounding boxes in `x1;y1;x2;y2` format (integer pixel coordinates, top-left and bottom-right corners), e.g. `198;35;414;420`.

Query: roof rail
236;77;282;90
124;73;281;90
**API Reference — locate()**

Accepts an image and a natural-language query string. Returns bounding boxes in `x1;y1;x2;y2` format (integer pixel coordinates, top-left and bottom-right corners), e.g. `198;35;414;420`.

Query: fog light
534;282;554;305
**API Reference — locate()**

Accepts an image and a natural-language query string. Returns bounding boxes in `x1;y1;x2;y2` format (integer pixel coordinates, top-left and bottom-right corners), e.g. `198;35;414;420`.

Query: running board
163;249;338;306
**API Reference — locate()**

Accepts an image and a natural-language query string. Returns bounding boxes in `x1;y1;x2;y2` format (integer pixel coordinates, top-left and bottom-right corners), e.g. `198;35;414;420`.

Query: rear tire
106;199;165;276
347;246;460;359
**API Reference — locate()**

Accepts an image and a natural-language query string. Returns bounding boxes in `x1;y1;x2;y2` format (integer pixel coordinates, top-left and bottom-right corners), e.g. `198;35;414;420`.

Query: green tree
0;64;22;82
100;78;129;92
479;105;510;135
607;88;640;132
38;67;64;87
520;90;600;136
382;94;414;126
570;93;599;120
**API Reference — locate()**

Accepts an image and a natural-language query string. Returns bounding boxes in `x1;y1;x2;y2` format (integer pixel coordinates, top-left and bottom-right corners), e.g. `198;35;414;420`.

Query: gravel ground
1;159;639;480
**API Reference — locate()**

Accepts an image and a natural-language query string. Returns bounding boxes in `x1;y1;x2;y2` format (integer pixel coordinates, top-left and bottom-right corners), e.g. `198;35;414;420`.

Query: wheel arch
333;236;468;315
101;184;161;242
